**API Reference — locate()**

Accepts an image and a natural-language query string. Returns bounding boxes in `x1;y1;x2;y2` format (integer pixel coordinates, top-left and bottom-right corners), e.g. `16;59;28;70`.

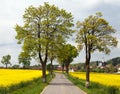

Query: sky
0;0;120;66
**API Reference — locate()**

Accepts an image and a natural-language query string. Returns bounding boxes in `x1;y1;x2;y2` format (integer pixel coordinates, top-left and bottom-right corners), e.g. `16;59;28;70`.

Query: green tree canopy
76;12;118;88
1;54;11;68
57;44;78;74
63;44;78;74
15;2;74;82
18;52;31;69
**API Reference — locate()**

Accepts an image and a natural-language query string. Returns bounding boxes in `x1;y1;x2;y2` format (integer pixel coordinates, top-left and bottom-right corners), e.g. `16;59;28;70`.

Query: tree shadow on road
49;83;74;86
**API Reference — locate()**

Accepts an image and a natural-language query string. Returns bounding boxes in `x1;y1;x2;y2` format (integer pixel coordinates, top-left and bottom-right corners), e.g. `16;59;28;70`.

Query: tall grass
67;74;120;94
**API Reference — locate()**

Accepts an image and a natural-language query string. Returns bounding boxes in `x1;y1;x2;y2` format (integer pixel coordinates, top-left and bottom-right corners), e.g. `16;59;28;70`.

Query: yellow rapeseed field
70;72;120;88
0;69;44;87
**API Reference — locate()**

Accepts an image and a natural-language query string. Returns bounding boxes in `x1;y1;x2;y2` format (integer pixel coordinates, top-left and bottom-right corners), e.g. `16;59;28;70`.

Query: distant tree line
73;57;120;73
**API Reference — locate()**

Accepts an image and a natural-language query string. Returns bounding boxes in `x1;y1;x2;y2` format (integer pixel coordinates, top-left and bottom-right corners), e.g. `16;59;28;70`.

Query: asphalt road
41;73;87;94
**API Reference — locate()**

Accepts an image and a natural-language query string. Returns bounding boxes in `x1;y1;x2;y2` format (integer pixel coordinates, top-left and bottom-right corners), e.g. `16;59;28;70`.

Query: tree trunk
66;64;69;74
62;63;64;73
42;63;47;82
6;64;7;69
50;58;53;77
85;38;91;88
85;59;90;88
23;64;25;69
37;23;47;83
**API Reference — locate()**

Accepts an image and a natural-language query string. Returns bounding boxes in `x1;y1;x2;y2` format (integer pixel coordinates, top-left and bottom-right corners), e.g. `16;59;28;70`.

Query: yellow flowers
70;72;120;88
0;69;43;87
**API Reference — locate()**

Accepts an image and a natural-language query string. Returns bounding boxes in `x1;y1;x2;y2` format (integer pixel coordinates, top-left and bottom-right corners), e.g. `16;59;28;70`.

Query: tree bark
42;63;47;82
38;23;47;83
85;35;91;88
50;58;53;77
66;63;69;74
85;59;90;88
85;46;91;88
62;63;64;73
6;64;7;69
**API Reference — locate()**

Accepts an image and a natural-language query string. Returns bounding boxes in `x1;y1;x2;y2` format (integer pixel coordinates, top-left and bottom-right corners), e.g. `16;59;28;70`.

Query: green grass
67;74;120;94
0;74;53;94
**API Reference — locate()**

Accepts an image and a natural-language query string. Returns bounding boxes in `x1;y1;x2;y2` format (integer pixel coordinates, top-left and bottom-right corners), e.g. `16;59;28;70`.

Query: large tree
1;54;11;69
76;12;118;88
57;44;78;74
15;2;74;82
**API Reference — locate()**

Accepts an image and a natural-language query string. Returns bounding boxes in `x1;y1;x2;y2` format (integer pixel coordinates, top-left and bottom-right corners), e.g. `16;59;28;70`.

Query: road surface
41;73;87;94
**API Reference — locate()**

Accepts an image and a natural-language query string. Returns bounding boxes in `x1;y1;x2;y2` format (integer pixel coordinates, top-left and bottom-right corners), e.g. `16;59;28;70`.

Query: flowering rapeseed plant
70;72;120;88
0;69;44;87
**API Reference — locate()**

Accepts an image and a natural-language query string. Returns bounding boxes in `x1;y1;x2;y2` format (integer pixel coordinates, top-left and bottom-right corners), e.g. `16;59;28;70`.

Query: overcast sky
0;0;120;66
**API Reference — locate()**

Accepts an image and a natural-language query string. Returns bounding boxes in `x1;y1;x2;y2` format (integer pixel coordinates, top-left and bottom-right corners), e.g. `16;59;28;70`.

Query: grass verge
0;74;53;94
67;74;120;94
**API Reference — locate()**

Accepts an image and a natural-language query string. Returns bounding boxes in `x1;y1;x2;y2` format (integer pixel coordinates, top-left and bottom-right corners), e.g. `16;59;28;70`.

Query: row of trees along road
15;2;118;88
15;2;74;82
57;44;78;74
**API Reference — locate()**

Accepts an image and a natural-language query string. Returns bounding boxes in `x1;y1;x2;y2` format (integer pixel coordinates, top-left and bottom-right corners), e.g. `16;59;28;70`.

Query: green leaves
1;55;11;68
57;44;78;65
76;12;118;54
15;2;74;66
18;52;31;68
